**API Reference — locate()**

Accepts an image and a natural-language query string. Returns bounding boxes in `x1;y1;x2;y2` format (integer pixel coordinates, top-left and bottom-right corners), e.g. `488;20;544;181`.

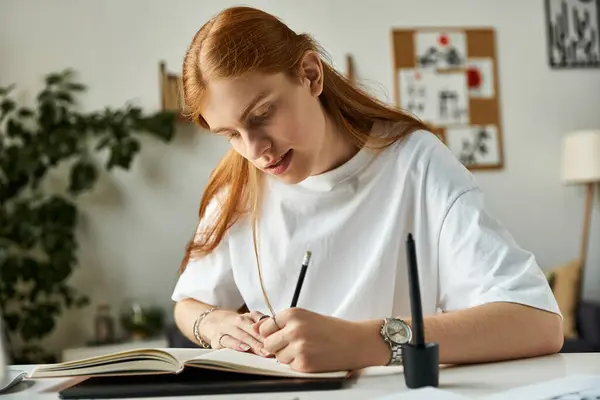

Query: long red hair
179;6;429;271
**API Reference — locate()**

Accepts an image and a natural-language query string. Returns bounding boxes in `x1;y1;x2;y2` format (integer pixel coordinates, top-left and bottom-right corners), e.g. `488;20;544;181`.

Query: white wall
2;0;600;352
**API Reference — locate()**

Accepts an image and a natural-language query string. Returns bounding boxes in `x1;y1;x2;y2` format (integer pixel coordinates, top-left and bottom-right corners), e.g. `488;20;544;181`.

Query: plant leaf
56;91;74;104
1;99;16;114
68;160;98;195
66;83;86;91
0;84;16;96
107;137;140;170
95;136;112;151
21;306;56;341
45;73;62;86
74;295;90;308
4;313;20;331
18;107;34;118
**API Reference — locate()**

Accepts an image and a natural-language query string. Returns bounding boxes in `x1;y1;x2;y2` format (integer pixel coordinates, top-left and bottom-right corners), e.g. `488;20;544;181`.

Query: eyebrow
211;90;271;134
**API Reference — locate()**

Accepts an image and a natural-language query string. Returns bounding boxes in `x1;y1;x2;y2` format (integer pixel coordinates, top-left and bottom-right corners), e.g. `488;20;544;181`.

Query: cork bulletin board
392;28;504;170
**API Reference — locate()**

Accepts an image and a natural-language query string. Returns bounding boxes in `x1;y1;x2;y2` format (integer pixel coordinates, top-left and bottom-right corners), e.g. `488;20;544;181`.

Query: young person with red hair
172;6;562;373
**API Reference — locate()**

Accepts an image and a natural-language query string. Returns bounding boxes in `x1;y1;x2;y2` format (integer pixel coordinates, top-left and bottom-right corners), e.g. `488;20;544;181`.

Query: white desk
4;353;600;399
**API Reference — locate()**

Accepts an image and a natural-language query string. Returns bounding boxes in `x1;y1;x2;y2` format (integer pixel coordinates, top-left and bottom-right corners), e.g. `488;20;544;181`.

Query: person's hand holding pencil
255;306;375;372
252;249;312;335
250;251;380;373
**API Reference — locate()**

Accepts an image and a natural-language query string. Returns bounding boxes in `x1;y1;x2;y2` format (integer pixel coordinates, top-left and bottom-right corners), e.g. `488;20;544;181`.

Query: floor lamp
561;130;600;268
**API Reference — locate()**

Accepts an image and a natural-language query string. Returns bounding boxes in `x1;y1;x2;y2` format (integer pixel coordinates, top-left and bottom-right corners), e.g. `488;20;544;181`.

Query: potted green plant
0;69;176;364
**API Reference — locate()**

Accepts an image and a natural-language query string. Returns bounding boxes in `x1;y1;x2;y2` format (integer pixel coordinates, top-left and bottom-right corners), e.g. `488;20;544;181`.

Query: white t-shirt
172;124;561;321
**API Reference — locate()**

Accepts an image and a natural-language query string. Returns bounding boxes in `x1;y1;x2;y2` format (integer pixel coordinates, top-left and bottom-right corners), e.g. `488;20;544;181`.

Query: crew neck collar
278;121;387;192
292;145;374;192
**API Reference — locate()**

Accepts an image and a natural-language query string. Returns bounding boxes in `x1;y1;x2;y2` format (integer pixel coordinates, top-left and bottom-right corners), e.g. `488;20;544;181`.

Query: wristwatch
379;318;412;366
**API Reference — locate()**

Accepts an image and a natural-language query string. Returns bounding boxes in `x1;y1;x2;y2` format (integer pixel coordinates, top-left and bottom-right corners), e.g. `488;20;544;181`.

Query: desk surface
4;353;600;399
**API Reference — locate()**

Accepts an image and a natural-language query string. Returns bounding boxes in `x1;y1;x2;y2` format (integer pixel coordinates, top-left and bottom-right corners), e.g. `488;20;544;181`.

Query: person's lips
265;150;290;168
264;150;293;175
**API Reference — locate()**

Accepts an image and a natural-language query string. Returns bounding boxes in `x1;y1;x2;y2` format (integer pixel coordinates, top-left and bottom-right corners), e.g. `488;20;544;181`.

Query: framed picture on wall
545;0;600;68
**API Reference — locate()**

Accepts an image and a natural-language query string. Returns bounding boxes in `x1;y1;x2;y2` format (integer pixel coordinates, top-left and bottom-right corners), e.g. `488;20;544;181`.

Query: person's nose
244;130;272;162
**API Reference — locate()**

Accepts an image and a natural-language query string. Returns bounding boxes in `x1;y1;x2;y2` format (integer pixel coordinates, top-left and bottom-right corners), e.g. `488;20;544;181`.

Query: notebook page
33;348;174;371
482;374;600;400
189;348;348;378
161;348;214;365
29;360;175;378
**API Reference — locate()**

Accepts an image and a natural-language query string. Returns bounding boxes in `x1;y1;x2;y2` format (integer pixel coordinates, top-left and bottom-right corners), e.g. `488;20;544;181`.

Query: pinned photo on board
545;0;600;68
444;125;501;167
435;72;469;126
414;31;467;69
398;69;438;122
398;69;469;126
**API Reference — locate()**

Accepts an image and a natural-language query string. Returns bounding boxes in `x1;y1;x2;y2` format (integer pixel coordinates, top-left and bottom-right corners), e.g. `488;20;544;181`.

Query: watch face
385;319;411;344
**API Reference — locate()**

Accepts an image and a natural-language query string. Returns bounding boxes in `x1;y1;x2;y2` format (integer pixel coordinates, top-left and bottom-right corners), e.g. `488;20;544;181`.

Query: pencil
290;251;311;308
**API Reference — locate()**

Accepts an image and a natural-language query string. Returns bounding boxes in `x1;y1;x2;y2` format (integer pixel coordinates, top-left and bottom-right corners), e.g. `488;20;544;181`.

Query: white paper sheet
467;58;494;98
434;72;469;125
399;69;438;122
482;374;600;400
399;69;469;126
415;31;467;69
376;387;470;399
444;125;500;166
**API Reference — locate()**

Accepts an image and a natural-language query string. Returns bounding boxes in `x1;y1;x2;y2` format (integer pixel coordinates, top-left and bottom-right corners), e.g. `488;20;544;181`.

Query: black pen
290;251;311;308
403;233;439;389
406;233;425;347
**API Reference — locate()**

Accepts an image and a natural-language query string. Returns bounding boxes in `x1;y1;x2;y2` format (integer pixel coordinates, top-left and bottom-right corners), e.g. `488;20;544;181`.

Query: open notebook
28;347;350;380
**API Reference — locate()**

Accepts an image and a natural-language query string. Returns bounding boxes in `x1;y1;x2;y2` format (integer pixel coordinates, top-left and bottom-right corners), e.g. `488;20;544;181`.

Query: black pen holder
402;342;439;389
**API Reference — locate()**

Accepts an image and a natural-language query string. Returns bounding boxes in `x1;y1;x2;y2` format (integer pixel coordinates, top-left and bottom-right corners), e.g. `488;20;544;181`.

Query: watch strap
389;342;403;366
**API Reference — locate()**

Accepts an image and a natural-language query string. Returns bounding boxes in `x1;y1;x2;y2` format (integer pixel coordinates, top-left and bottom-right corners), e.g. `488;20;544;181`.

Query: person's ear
299;51;323;97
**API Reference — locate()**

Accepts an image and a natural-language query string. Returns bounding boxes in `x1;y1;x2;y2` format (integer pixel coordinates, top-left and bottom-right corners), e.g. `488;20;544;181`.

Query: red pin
438;34;449;47
467;66;482;89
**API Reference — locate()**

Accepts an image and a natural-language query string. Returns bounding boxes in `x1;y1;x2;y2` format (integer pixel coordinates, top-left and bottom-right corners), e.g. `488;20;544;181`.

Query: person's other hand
202;309;269;356
255;308;368;372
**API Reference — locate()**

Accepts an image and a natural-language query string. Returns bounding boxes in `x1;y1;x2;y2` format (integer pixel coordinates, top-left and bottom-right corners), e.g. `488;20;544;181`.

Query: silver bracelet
193;307;218;348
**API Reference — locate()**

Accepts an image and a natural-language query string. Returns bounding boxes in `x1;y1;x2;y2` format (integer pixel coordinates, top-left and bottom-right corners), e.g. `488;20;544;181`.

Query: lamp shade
561;130;600;184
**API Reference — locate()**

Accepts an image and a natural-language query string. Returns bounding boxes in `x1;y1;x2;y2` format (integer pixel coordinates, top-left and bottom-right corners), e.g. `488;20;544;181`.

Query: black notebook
58;366;350;399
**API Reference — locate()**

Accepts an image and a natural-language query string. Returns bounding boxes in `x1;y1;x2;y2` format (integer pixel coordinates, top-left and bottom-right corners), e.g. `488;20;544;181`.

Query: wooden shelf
159;61;191;123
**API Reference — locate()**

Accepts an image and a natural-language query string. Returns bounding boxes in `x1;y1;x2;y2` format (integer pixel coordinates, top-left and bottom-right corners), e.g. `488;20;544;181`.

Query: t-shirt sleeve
437;187;561;317
170;198;245;310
